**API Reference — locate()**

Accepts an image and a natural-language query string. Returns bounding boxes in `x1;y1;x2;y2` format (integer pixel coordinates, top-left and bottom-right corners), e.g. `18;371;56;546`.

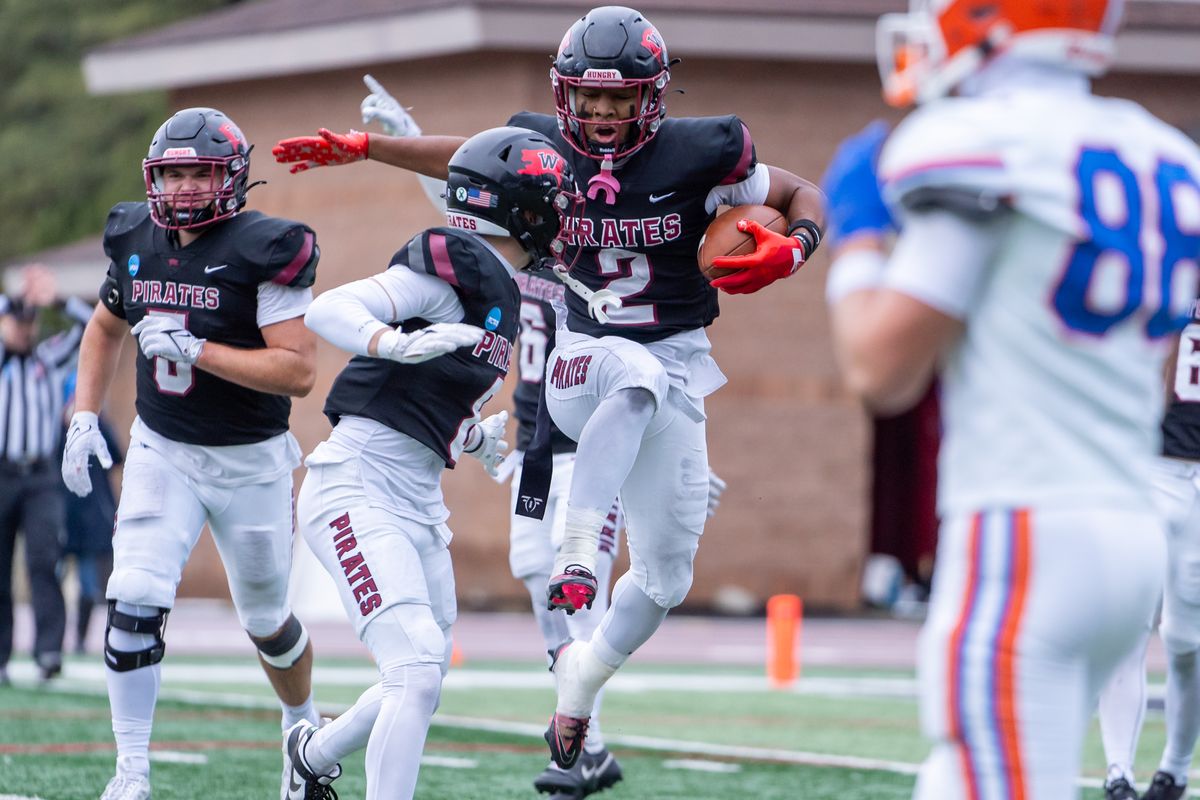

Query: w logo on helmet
519;149;565;182
641;26;665;64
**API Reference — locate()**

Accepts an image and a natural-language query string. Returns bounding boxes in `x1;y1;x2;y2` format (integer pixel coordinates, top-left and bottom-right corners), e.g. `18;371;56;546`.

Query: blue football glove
821;120;896;244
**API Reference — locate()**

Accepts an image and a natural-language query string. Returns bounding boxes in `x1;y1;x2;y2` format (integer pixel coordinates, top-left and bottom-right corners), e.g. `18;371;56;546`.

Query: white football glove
489;449;520;485
131;314;205;364
376;323;485;364
464;411;509;477
62;411;114;497
707;468;727;518
360;74;447;211
361;74;421;137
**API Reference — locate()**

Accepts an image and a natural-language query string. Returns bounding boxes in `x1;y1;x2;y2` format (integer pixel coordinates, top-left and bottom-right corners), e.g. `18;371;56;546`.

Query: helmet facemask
551;68;669;161
144;151;250;231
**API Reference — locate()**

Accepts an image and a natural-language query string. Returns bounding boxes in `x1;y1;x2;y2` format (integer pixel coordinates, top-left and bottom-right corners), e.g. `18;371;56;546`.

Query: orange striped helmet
877;0;1125;106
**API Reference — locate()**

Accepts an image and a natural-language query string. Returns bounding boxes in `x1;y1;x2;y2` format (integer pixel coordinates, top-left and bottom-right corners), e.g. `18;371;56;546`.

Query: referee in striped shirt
0;265;91;685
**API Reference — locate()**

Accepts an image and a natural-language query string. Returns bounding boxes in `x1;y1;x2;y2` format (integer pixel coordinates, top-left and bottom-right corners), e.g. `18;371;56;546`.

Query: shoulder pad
102;202;151;260
507;112;558;139
399;227;488;294
233;212;320;288
880;100;1015;219
661;115;757;187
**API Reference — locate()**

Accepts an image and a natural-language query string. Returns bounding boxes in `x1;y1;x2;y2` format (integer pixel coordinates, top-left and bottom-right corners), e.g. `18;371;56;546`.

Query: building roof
83;0;1200;94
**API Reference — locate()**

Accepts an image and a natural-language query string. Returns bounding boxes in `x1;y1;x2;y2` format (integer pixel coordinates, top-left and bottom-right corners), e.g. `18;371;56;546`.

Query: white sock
307;682;382;775
282;692;320;730
554;639;620;718
566;555;614;750
365;662;443;800
1098;627;1150;783
1161;648;1200;783
583;688;608;753
554;507;608;578
106;603;163;778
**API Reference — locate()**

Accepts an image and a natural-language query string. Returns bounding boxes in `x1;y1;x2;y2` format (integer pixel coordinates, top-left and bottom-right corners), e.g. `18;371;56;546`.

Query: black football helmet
445;127;584;269
143;107;251;231
551;5;670;161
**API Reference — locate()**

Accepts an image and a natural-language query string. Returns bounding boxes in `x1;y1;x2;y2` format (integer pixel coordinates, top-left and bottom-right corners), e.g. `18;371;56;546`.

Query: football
697;204;787;282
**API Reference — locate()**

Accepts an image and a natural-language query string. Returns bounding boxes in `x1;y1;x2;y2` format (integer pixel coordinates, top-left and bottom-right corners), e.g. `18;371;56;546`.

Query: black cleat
545;712;590;770
281;721;341;800
1142;771;1186;800
548;565;597;614
534;747;623;797
1103;776;1138;800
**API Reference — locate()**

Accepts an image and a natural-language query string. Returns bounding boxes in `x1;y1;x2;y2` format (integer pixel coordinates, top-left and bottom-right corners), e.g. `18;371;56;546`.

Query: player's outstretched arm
192;316;317;397
272;128;465;178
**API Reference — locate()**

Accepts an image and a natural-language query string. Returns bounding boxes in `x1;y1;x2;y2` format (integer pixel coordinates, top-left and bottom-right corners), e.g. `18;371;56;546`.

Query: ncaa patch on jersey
128;254;140;276
485;306;502;331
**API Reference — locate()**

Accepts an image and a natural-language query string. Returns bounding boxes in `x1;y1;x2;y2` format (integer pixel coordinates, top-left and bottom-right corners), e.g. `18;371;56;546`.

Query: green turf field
0;655;1172;799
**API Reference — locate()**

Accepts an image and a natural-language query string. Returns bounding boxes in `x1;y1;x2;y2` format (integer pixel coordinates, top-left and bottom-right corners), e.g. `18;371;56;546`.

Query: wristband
825;248;887;306
786;219;823;259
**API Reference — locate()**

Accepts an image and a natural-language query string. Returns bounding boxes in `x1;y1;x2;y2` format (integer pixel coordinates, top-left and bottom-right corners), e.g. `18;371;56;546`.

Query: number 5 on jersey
146;309;195;395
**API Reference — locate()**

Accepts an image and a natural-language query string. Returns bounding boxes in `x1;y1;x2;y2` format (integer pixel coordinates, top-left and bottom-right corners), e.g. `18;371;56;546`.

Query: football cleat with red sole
548;565;597;614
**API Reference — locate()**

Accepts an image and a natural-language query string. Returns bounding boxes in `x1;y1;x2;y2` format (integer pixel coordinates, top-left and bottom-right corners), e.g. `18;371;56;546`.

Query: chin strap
586;155;621;204
552;264;622;324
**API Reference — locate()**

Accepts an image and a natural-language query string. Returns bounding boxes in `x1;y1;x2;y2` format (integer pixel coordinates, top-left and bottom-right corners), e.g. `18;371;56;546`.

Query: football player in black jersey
274;4;824;774
1096;302;1200;800
62;107;322;800
280;127;582;800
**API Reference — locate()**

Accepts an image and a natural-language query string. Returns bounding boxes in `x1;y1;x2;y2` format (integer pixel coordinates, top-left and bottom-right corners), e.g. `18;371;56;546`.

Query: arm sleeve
304;264;464;355
256;283;314;328
882;208;1009;319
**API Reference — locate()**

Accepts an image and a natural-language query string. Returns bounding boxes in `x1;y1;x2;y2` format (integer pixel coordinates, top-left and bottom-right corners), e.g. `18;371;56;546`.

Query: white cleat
99;772;151;800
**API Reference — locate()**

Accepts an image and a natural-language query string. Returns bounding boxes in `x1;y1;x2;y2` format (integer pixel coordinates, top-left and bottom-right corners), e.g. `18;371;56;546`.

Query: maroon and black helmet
143;107;251;231
551;6;671;161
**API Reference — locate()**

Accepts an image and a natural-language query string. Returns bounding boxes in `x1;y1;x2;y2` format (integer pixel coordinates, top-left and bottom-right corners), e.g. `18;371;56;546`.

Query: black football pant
0;462;66;668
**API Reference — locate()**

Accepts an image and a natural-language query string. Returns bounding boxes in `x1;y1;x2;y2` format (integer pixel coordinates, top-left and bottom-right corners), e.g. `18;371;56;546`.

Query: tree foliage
0;0;234;262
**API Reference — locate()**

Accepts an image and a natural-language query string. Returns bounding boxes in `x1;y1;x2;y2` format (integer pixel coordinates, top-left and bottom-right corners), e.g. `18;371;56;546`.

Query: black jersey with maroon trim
323;227;520;466
508;111;757;344
513;267;575;454
1163;299;1200;460
99;202;318;446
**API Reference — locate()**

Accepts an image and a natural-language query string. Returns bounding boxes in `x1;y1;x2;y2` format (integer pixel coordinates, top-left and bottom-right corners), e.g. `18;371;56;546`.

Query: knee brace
104;601;168;672
250;613;310;669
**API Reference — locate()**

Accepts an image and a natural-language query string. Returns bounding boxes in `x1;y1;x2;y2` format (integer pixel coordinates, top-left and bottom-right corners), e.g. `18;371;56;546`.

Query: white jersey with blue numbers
880;83;1200;515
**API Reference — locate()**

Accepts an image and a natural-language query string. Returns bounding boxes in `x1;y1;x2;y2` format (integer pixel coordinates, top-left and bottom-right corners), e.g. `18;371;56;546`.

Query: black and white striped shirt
0;296;92;464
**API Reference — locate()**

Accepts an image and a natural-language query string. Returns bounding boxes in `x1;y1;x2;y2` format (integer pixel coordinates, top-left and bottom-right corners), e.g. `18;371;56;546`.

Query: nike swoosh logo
288;771;302;796
204;264;229;274
648;192;676;203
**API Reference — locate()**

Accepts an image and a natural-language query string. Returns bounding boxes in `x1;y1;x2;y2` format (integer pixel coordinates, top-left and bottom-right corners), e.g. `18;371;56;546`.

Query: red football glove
710;219;808;295
271;128;369;174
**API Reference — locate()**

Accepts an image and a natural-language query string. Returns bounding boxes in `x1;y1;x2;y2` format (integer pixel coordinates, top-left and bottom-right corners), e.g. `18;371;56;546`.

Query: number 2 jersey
100;202;319;446
507;112;767;344
879;82;1200;515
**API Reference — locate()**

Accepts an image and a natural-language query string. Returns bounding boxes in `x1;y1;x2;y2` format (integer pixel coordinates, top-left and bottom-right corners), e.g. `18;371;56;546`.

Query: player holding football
823;1;1200;798
280;126;583;800
63;107;322;800
354;74;727;797
274;5;824;772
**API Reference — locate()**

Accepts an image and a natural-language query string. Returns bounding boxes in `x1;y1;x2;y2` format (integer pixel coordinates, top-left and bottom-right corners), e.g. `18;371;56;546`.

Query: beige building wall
97;50;1200;612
